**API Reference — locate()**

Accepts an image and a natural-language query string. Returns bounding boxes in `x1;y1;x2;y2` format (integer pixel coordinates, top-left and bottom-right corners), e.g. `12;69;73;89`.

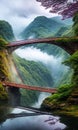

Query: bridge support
8;87;21;106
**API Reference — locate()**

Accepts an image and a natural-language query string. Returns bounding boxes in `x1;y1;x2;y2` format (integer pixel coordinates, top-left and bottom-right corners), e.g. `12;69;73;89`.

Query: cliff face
0;49;10;101
0;49;23;102
0;50;11;81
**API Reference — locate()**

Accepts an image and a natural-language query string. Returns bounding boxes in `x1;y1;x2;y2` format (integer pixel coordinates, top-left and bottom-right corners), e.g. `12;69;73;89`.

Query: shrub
0;38;8;50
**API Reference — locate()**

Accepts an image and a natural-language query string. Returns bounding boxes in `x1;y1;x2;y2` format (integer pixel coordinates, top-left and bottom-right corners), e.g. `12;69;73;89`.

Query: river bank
41;99;78;117
1;105;78;130
52;105;78;117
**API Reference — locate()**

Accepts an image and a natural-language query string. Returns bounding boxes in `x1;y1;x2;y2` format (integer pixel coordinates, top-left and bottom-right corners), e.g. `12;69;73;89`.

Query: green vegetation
0;83;8;101
13;55;53;87
0;48;10;102
0;49;11;80
21;16;66;39
55;26;70;37
41;51;78;116
73;12;78;36
56;37;78;44
62;26;75;37
0;15;76;109
0;38;11;102
19;16;74;106
0;38;8;50
64;51;78;86
0;20;14;41
0;20;15;102
21;16;72;58
41;13;78;115
13;54;53;105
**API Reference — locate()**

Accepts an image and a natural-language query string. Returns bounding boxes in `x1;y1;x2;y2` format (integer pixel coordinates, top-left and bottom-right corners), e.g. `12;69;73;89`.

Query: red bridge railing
3;82;57;93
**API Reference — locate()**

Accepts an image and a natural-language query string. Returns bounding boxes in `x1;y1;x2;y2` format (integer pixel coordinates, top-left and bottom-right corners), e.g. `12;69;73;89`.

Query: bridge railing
2;82;57;93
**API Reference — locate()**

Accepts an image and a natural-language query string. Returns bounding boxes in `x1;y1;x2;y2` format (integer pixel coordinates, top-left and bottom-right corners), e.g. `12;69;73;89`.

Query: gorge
0;12;78;130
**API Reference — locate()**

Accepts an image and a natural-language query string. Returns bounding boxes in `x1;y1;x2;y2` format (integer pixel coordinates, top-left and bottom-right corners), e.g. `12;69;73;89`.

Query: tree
0;38;8;50
0;20;14;41
36;0;78;19
73;12;78;35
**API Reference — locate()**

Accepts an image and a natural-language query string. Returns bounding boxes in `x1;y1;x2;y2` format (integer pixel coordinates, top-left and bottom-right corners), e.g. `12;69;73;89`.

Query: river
0;98;78;130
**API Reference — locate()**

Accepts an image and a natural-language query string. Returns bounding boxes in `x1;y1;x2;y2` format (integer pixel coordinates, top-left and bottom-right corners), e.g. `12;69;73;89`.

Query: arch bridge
7;37;78;54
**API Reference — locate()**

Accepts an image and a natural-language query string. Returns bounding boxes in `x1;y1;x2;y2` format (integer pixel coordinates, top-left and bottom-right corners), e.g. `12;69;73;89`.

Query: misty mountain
21;16;73;57
21;16;70;39
0;19;53;106
55;26;70;37
53;16;74;37
13;54;53;106
19;16;73;91
52;16;73;26
13;54;53;87
0;20;15;41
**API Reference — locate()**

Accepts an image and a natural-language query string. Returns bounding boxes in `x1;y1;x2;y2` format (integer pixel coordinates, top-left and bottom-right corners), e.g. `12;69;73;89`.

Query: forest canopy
0;20;14;41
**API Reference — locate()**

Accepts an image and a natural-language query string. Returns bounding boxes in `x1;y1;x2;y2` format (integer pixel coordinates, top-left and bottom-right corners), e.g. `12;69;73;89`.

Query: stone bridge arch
6;37;78;55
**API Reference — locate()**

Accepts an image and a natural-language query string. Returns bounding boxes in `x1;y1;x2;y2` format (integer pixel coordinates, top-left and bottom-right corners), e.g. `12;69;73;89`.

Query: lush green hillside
21;16;72;57
73;12;78;36
0;20;15;41
13;54;53;87
41;13;78;116
20;16;73;103
0;38;11;102
21;16;69;39
13;54;53;105
0;21;14;102
41;51;78;115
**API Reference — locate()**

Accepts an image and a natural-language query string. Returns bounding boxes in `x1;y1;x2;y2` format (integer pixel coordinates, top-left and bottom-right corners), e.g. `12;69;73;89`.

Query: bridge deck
7;37;59;47
3;82;57;93
6;37;78;54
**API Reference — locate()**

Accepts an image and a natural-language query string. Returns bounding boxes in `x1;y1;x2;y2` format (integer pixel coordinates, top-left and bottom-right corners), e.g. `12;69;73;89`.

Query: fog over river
15;46;69;83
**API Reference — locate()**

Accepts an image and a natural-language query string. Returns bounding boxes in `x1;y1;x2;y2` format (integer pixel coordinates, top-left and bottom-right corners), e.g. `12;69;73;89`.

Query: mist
32;92;50;108
0;0;58;36
15;47;69;83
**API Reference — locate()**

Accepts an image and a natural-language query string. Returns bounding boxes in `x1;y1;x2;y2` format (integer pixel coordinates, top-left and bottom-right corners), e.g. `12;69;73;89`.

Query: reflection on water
1;107;78;130
0;108;66;130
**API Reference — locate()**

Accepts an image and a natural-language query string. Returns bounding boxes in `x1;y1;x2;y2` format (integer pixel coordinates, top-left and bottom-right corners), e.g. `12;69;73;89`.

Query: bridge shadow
8;87;21;106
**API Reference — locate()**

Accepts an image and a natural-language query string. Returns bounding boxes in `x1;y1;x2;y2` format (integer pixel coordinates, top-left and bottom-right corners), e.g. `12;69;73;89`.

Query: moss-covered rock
0;49;11;81
0;83;8;101
41;51;78;116
0;38;12;101
0;38;8;50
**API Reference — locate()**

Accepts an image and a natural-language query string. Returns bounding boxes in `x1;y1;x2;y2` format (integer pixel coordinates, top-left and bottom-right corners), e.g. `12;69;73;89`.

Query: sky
0;0;58;35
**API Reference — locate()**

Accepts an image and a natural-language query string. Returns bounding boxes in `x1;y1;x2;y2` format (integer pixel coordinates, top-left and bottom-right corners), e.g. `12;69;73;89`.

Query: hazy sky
0;0;58;35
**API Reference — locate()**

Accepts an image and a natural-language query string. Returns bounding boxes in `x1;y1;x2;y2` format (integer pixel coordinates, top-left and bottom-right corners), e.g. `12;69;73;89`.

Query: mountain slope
21;16;67;39
21;16;72;57
20;16;72;90
13;54;53;87
0;20;15;41
13;54;53;106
